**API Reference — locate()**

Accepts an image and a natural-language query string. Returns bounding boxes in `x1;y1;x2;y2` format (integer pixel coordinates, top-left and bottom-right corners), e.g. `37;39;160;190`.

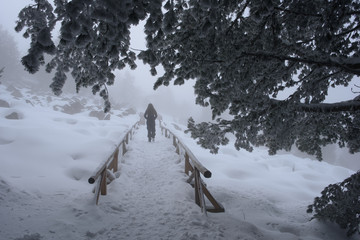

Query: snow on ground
0;84;358;240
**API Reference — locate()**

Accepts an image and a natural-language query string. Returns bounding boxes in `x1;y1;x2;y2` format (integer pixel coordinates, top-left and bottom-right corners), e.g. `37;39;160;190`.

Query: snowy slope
0;84;358;240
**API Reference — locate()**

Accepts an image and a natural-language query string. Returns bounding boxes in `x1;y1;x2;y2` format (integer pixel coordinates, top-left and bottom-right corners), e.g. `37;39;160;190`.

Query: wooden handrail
89;121;139;204
177;139;212;178
160;121;211;178
88;149;117;184
159;120;224;214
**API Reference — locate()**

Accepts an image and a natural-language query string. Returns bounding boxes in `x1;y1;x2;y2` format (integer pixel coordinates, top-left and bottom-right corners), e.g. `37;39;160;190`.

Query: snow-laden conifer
307;171;360;237
16;0;360;159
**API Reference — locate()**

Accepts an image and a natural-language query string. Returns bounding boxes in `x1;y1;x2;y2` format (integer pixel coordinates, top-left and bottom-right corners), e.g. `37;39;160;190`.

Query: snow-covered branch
242;51;360;75
297;100;360;113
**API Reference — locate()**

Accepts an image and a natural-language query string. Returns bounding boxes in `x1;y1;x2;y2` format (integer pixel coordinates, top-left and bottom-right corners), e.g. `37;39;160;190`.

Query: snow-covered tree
16;0;162;112
0;25;23;84
17;0;360;159
307;171;360;237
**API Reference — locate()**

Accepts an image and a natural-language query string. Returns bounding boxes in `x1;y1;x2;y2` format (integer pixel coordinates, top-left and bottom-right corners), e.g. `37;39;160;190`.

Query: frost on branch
16;0;162;112
16;0;56;74
16;0;360;157
186;117;229;154
307;171;360;237
141;0;360;160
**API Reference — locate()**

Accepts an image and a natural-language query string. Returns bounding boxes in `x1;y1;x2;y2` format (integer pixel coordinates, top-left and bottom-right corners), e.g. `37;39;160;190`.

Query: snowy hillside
0;84;357;240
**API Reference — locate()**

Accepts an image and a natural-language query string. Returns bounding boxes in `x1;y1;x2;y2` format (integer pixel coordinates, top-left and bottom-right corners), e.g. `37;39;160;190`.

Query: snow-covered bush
307;171;360;236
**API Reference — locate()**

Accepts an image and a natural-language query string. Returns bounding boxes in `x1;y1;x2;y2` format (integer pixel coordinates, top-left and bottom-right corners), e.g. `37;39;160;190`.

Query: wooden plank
122;141;127;155
187;172;195;184
194;169;207;215
95;178;101;205
100;169;107;195
205;206;225;213
173;136;177;147
202;183;225;213
185;153;194;176
112;148;119;172
194;169;200;206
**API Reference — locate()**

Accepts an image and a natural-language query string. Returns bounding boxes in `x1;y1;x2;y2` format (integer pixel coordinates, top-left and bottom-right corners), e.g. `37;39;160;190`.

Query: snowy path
2;123;351;240
66;124;238;240
94;125;211;239
87;125;268;240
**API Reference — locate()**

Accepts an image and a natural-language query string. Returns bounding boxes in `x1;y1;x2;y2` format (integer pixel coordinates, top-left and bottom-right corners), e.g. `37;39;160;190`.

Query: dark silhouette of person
144;103;157;142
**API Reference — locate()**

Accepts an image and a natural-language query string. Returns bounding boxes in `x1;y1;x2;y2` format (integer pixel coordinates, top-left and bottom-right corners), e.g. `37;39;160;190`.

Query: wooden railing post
112;148;119;172
173;136;177;147
194;169;200;206
185;153;193;176
122;141;127;155
126;133;129;144
202;184;224;213
100;170;107;195
194;169;207;215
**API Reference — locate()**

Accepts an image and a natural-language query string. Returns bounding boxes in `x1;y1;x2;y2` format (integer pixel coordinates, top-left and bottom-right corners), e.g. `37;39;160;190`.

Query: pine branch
274;6;322;17
241;51;360;75
268;98;360;113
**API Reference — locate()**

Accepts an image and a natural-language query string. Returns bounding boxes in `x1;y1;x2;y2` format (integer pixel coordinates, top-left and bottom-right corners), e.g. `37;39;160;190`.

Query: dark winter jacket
144;104;157;129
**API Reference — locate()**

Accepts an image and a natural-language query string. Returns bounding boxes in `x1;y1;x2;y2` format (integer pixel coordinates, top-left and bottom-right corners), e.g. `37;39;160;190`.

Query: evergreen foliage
16;0;162;112
307;171;360;237
16;0;360;159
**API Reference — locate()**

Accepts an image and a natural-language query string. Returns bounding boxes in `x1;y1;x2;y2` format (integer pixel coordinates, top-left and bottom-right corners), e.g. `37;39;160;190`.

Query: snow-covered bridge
89;121;224;214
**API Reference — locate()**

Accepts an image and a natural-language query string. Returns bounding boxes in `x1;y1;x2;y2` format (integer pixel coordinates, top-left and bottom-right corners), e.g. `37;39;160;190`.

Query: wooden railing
88;121;139;205
159;121;225;215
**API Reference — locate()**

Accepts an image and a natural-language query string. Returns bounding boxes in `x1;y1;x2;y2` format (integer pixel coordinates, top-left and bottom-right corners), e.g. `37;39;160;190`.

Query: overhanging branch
297;100;360;113
241;51;360;75
269;98;360;113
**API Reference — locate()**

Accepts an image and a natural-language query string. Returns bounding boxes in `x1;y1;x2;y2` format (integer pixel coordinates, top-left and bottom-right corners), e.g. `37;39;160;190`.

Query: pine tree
307;171;360;237
141;0;360;160
16;0;360;158
16;0;163;112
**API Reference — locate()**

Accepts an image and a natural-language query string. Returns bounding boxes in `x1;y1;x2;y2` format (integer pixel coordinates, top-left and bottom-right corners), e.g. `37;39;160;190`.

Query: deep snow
0;84;358;240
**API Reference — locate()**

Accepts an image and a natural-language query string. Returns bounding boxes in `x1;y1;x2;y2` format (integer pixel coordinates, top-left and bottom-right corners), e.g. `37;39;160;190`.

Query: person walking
144;103;157;142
